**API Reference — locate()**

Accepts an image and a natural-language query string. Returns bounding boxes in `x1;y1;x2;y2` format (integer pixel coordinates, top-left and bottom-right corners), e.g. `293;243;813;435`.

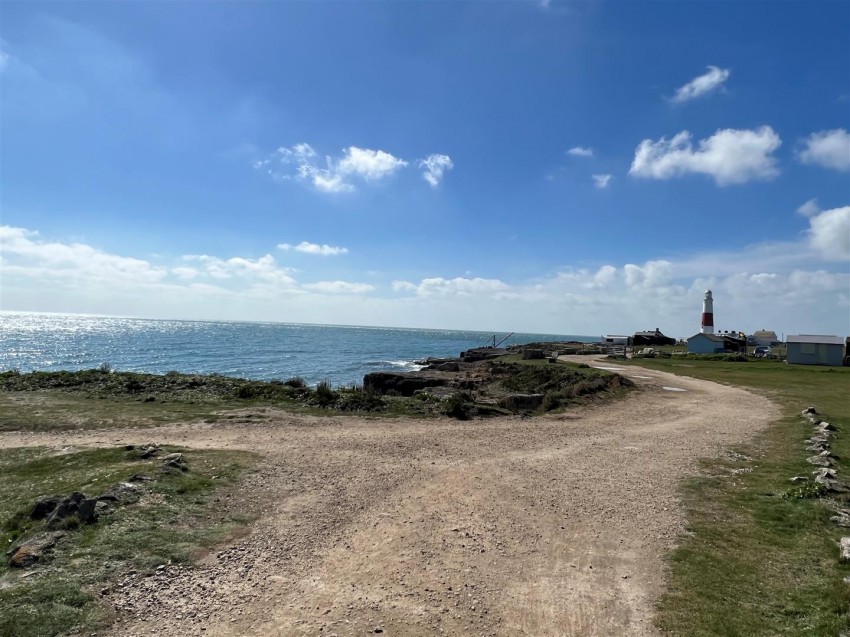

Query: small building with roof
687;333;727;354
786;335;846;366
752;329;780;347
632;328;676;347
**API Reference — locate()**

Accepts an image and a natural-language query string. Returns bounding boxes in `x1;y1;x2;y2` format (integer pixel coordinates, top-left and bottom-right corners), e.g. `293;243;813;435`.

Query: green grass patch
0;445;255;637
620;357;850;634
0;370;442;431
487;356;634;412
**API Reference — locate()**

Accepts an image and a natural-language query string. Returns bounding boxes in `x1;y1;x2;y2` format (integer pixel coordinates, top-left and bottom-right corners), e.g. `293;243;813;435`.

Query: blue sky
1;1;848;337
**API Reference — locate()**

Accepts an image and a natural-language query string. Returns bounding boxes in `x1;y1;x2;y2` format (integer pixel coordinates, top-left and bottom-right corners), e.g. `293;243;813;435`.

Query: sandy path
0;361;779;636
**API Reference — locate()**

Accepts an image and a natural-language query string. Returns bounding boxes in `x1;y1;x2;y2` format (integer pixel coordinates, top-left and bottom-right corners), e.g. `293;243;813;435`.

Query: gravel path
0;361;779;636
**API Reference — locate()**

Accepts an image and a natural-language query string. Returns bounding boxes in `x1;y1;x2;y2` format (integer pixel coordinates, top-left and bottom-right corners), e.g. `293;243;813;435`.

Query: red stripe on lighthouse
701;312;714;327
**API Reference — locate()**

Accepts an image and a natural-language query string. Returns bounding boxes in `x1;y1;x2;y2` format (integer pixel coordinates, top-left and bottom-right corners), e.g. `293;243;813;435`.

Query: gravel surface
0;360;779;636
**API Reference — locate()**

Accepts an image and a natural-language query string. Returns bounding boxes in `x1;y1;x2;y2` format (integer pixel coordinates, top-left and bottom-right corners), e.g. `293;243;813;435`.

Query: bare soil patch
0;362;778;636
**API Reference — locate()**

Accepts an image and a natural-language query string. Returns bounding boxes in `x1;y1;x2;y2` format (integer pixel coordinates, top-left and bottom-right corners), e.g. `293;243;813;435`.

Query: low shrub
542;392;561;411
781;481;828;500
313;380;337;407
443;392;475;420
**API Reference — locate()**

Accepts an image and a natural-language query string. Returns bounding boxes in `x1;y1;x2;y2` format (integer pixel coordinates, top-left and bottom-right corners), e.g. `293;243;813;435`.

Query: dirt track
0;361;779;636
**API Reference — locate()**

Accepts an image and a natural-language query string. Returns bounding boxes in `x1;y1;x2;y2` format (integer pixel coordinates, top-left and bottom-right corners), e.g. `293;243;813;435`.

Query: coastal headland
1;353;849;635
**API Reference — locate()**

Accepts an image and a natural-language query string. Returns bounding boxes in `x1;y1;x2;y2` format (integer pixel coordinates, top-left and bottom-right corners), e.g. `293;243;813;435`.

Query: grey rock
806;456;832;467
77;498;98;524
840;537;850;563
98;482;141;504
789;476;809;483
137;443;161;459
30;495;64;520
832;513;850;528
7;531;65;568
364;372;449;397
45;492;98;529
162;453;187;471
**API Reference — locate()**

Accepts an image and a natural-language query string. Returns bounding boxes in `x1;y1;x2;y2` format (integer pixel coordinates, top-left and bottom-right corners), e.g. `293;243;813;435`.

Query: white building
687;333;726;354
752;330;779;347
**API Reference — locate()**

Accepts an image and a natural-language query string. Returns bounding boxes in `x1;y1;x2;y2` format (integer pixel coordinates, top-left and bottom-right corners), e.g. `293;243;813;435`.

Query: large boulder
30;495;64;520
45;492;98;529
363;372;449;397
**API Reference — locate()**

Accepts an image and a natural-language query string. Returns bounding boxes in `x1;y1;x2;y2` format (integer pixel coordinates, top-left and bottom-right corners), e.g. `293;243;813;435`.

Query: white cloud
567;146;594;158
592;174;612;189
0;225;167;285
797;198;820;217
3;224;848;337
302;281;375;294
671;66;731;103
419;154;454;187
808;206;850;261
389;258;848;336
181;254;297;286
338;147;408;180
278;241;348;256
391;281;418;292
629;126;781;185
171;267;199;280
255;143;408;192
393;277;510;297
799;129;850;172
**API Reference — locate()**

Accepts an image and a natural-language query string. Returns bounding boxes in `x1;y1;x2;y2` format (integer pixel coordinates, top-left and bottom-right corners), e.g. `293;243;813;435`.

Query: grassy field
0;445;255;637
620;357;850;635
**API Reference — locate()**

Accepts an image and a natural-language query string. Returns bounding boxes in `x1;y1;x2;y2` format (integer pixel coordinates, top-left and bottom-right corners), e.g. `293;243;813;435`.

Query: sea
0;313;598;387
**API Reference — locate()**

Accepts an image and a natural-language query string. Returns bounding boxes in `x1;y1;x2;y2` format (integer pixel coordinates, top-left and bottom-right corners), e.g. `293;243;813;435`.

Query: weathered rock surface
832;510;850;527
98;482;141;504
137;443;161;459
431;362;460;372
840;537;850;562
363;372;449;397
30;495;64;520
162;453;188;471
7;531;65;568
45;492;98;528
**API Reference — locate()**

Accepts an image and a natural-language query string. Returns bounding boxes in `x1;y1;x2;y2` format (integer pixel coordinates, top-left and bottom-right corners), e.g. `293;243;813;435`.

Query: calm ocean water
0;313;597;386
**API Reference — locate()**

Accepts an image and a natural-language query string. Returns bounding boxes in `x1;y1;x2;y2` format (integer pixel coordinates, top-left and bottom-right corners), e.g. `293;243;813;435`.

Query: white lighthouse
701;290;715;335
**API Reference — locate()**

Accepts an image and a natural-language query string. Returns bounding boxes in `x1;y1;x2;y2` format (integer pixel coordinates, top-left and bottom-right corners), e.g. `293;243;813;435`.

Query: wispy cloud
419;154;454;187
797;198;820;217
567;146;594;158
254;143;407;193
302;281;375;294
629;126;781;186
671;66;731;103
278;241;349;256
799;129;850;172
592;174;612;189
